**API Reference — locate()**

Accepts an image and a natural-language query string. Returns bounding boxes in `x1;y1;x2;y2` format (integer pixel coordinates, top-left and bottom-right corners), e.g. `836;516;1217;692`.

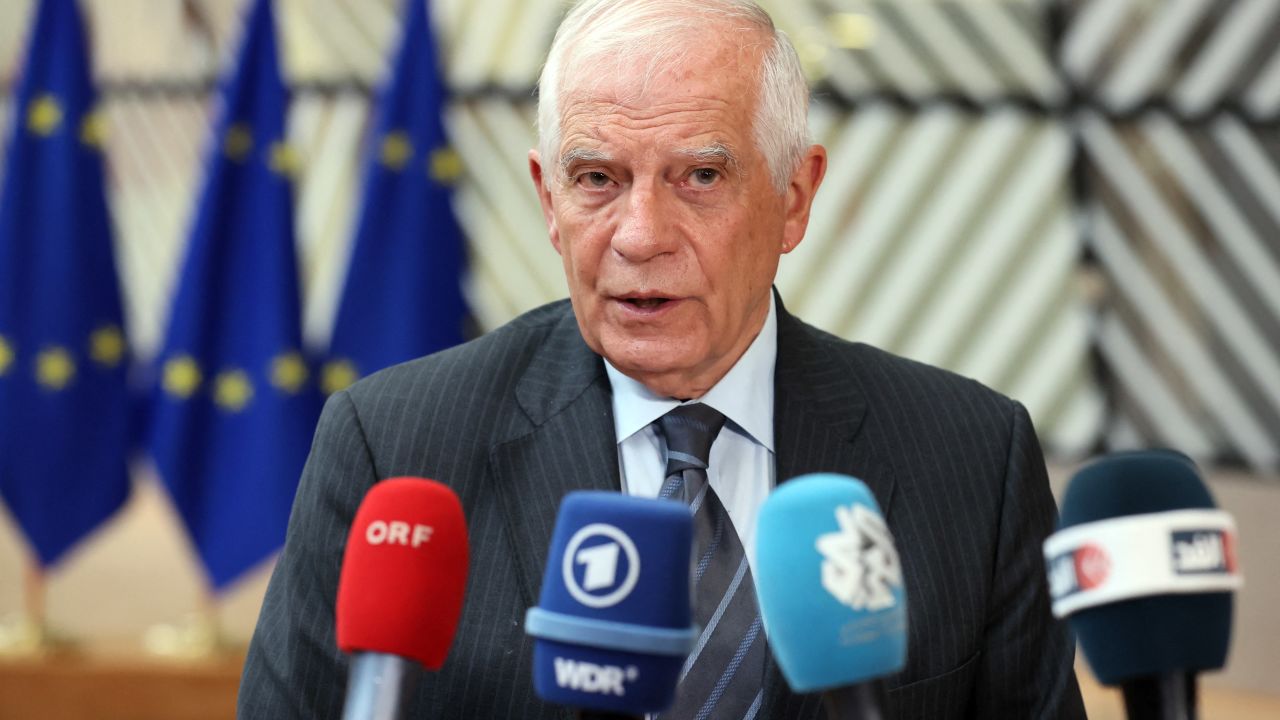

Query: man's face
530;36;825;398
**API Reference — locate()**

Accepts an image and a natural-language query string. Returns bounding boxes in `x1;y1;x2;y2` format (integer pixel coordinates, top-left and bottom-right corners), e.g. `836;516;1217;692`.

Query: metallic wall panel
1080;115;1280;470
1061;0;1280;473
1061;0;1280;121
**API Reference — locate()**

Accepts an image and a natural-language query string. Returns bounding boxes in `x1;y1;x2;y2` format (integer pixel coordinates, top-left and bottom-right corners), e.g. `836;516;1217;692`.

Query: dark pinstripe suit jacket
239;298;1086;719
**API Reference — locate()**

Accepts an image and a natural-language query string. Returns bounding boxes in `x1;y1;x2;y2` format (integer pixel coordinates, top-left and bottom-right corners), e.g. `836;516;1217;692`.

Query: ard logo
561;523;640;609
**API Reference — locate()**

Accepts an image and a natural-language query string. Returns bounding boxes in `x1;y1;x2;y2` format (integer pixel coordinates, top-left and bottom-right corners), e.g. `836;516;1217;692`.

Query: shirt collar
604;294;777;451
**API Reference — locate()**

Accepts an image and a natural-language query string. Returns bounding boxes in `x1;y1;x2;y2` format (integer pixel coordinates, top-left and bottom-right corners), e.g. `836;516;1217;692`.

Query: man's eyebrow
676;143;739;170
559;147;612;175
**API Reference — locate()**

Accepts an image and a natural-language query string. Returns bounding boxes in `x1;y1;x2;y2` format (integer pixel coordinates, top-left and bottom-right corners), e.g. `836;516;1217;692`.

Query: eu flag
0;0;131;566
322;0;468;395
147;0;320;591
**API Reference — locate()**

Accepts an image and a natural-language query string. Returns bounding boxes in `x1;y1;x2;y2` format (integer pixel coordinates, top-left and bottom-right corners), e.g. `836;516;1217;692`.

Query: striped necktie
656;403;766;720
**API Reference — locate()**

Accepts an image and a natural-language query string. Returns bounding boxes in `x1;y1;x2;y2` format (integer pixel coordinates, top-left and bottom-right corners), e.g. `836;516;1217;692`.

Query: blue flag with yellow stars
0;0;131;567
322;0;468;396
147;0;321;591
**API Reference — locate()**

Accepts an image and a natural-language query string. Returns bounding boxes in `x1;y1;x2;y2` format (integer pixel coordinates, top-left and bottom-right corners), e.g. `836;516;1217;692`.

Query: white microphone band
1042;509;1242;618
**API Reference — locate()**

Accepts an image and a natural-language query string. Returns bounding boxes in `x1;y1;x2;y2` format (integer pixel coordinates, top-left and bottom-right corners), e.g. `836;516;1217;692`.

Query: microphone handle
1121;672;1198;720
822;681;889;720
342;652;421;720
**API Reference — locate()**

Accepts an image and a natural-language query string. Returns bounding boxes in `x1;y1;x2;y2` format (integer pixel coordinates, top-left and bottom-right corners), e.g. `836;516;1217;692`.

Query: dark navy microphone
755;474;907;720
1044;450;1243;720
524;491;696;719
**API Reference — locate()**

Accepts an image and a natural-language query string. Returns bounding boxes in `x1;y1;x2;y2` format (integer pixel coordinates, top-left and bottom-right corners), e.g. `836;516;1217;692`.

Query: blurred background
0;0;1277;717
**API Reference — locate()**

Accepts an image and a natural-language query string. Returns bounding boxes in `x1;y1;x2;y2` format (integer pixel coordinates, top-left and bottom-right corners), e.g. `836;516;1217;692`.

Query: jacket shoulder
797;318;1015;407
344;300;570;401
857;343;1014;414
793;318;1020;440
333;300;572;449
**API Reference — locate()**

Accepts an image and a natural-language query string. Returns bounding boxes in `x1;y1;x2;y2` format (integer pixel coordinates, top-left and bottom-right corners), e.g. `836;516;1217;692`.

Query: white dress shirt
604;295;777;576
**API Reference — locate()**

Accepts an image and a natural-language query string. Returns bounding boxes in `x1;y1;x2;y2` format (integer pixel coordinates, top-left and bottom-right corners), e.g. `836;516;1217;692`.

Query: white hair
536;0;810;193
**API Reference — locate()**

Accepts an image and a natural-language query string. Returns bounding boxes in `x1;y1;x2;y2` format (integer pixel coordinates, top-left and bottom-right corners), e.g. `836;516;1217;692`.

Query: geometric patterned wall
1;0;1277;472
1060;0;1280;471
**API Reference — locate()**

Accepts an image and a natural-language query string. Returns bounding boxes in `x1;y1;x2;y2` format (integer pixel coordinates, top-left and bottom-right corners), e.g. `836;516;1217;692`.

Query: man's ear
529;149;561;255
780;144;827;254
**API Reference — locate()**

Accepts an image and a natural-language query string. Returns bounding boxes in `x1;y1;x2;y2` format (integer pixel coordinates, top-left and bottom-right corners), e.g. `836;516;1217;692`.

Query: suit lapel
771;296;896;514
490;308;620;608
764;296;900;718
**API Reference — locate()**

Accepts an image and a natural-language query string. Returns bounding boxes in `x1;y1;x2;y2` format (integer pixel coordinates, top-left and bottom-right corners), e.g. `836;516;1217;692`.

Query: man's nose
611;180;676;263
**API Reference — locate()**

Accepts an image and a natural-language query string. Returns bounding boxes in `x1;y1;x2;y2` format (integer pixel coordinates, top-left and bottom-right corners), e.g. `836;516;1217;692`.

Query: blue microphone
1045;450;1242;720
755;473;906;720
524;491;696;718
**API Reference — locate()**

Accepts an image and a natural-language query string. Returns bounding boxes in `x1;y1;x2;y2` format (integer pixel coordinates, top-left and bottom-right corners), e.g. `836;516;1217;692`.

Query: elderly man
239;0;1085;718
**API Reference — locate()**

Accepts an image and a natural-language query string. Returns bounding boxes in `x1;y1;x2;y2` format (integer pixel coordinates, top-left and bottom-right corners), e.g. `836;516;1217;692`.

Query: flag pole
142;583;225;660
24;556;45;638
0;555;49;656
199;585;224;653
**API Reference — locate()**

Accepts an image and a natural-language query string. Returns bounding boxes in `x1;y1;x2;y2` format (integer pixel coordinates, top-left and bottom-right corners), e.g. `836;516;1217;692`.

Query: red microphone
336;477;469;720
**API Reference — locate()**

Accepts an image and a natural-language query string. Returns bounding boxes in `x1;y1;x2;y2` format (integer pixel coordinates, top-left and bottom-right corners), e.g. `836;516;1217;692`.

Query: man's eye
577;171;611;188
691;168;721;186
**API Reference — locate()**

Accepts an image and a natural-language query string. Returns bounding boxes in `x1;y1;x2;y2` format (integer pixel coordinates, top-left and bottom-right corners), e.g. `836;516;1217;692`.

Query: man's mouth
613;294;681;315
624;297;670;309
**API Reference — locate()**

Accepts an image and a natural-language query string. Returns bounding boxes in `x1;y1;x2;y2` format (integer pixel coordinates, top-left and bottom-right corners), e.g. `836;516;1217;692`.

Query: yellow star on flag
0;335;13;376
428;146;463;185
321;359;359;396
270;352;308;394
27;94;63;136
214;369;254;413
35;347;76;390
224;124;254;161
269;141;300;177
162;356;202;399
80;109;108;148
380;132;413;170
89;326;126;368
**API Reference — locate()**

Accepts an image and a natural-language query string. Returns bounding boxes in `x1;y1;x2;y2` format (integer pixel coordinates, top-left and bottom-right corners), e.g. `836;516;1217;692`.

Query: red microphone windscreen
336;477;469;670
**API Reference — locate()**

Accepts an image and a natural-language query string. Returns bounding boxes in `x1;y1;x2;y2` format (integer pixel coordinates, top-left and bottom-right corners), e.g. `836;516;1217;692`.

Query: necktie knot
657;403;726;477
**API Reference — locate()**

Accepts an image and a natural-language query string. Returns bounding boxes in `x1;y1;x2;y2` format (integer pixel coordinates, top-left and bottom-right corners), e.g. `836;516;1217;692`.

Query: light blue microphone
755;473;907;719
